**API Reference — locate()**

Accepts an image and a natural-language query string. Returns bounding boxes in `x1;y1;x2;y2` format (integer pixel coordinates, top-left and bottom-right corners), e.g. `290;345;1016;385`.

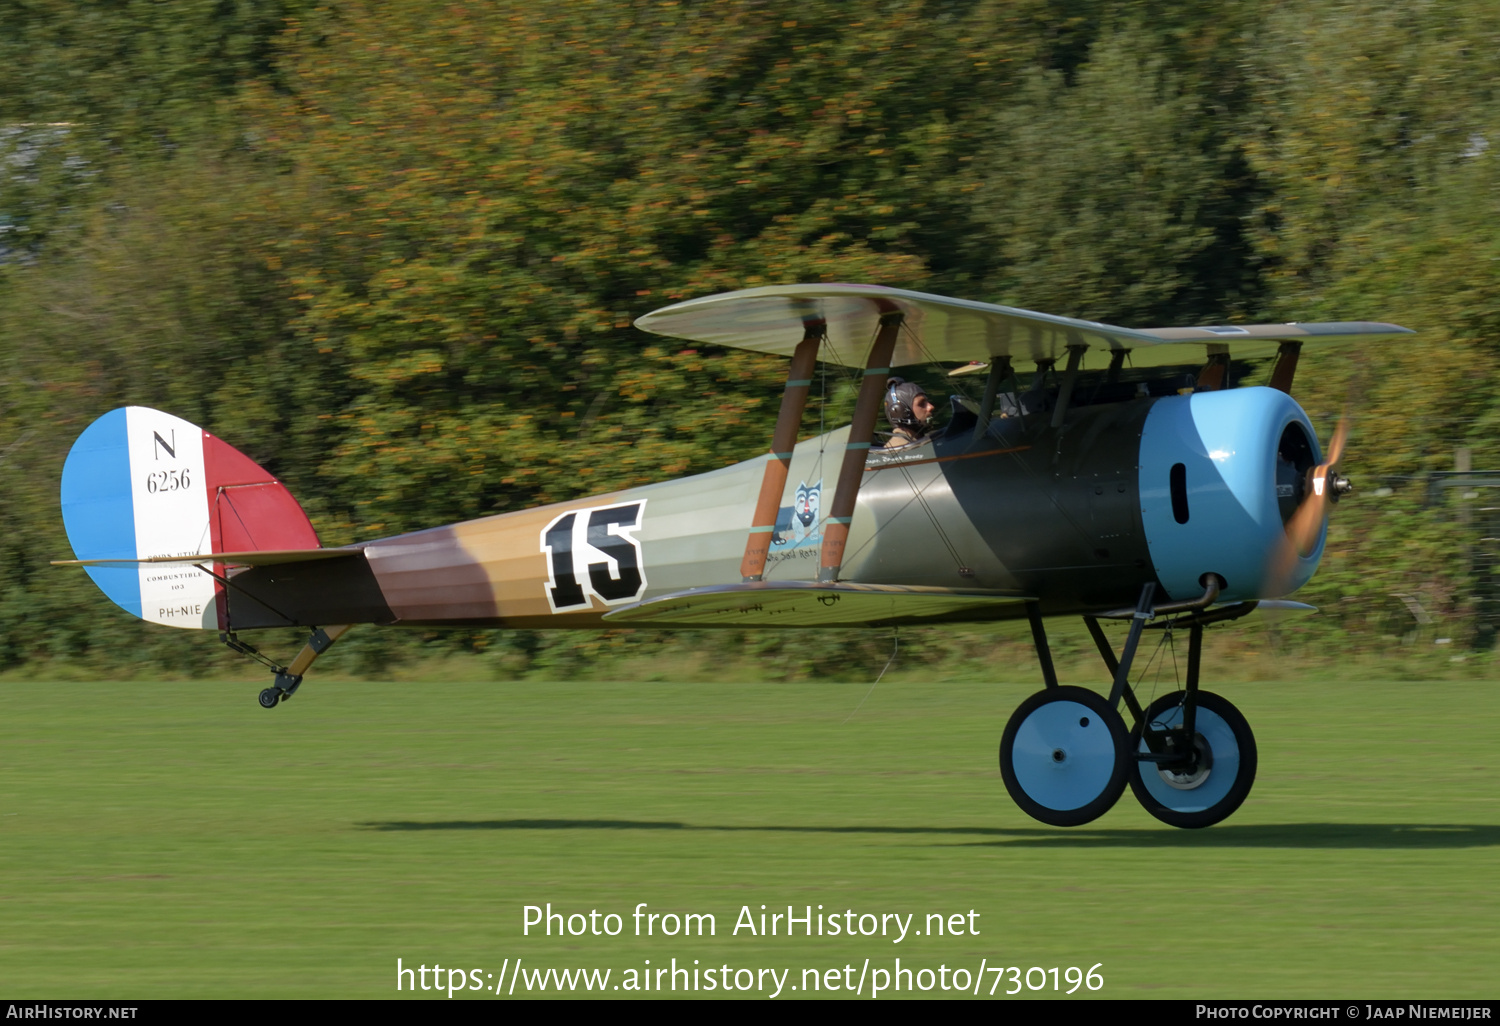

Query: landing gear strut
1000;584;1259;829
223;625;352;710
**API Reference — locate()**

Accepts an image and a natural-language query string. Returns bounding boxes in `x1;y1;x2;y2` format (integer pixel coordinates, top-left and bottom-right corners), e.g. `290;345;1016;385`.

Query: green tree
971;24;1263;325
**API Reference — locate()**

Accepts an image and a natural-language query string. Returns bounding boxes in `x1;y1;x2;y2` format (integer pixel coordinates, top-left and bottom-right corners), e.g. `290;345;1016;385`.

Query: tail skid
223;624;354;708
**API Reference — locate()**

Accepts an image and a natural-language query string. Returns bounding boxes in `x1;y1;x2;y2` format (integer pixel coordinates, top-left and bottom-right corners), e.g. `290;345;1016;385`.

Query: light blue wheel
1129;690;1257;828
1000;686;1129;827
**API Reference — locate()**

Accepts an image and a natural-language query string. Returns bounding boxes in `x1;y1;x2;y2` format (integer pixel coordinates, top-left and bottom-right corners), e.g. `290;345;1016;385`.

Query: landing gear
256;671;303;710
221;626;351;710
999;687;1128;827
1129;690;1256;829
1000;587;1262;829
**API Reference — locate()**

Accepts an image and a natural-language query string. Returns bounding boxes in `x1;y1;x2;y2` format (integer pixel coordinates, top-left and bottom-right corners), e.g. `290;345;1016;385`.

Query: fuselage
224;386;1324;631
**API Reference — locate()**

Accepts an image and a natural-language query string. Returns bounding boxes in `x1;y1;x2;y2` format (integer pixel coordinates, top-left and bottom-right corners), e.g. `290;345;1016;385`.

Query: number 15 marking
540;500;648;613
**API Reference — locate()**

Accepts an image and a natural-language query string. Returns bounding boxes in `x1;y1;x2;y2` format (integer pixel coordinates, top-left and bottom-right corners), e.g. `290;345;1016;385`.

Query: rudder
60;407;319;629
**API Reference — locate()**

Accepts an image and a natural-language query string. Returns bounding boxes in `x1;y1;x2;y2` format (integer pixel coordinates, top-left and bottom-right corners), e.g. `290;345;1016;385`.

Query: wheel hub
1157;730;1213;790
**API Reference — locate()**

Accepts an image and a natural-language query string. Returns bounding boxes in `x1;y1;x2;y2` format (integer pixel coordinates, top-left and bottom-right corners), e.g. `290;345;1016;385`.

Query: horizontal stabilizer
52;547;359;568
602;581;1032;628
1254;600;1318;613
636;283;1413;369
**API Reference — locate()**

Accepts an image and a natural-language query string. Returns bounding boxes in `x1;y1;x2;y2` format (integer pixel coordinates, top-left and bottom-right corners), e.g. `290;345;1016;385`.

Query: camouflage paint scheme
222;394;1168;630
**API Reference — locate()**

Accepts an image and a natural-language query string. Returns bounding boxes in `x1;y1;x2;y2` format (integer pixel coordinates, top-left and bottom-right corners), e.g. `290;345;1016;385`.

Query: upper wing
635;283;1414;368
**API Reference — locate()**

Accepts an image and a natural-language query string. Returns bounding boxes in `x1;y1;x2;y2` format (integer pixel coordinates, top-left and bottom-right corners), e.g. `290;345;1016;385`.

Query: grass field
2;670;1497;999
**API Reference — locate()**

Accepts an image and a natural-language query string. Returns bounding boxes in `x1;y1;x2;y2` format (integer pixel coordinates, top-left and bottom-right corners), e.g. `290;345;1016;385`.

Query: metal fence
1423;469;1500;649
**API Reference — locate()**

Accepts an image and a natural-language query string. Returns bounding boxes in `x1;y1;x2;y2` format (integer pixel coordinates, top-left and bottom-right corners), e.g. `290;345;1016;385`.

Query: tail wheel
1000;686;1129;827
1129;690;1256;829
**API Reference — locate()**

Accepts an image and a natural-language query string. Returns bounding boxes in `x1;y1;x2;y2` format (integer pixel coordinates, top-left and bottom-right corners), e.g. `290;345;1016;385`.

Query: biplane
55;283;1412;829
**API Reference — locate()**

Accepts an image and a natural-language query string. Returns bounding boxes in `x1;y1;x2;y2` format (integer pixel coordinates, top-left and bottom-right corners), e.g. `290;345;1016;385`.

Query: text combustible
522;903;980;943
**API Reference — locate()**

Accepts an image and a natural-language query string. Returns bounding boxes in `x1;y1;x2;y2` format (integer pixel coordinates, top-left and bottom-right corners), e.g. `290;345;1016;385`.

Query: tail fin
60;407;320;630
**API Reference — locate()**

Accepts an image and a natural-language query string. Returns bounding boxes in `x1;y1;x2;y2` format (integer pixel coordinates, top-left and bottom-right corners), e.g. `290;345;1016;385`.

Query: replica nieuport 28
56;283;1412;829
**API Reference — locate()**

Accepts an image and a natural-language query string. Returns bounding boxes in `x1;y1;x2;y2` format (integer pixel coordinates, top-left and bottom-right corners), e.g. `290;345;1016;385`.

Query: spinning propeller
1267;414;1352;597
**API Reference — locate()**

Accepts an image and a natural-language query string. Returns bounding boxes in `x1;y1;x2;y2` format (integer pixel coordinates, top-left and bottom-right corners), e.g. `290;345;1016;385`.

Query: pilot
882;377;936;449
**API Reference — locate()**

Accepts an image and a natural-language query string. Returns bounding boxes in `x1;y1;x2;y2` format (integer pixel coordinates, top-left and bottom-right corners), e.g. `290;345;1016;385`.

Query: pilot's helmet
884;377;929;431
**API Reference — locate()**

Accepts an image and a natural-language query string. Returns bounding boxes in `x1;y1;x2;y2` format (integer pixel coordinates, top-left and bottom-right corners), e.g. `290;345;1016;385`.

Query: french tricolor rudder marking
61;406;320;630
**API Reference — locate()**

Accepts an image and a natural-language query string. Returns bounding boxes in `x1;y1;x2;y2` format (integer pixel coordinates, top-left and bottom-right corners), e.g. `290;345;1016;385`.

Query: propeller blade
1288;477;1330;557
1264;413;1349;596
1266;490;1323;595
1324;414;1349;467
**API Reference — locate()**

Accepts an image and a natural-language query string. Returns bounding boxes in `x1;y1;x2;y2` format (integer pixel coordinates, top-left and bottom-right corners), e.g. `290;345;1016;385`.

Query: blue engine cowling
1138;387;1324;603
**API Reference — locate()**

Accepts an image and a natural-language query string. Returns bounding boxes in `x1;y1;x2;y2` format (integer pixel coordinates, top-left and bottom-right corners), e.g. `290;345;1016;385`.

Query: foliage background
3;0;1498;678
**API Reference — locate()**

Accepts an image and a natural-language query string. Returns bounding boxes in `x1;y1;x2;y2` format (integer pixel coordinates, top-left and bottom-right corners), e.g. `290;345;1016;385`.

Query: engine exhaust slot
1170;463;1190;524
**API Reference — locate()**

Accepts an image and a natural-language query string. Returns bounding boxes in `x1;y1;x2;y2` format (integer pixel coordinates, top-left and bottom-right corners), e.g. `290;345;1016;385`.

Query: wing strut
1049;344;1088;429
740;320;824;582
972;356;1012;441
1268;341;1302;394
818;309;903;583
1196;343;1231;391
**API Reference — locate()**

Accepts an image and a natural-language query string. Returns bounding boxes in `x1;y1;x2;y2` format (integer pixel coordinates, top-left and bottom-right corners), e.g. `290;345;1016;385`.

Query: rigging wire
899;319;980;409
1130;617;1186;729
767;329;829;584
896;462;968;573
843;628;898;724
814;320;879;521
